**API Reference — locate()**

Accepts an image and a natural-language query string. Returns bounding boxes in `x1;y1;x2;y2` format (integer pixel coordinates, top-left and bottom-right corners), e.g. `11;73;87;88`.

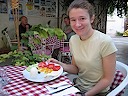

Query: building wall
106;10;125;37
1;2;125;49
0;14;59;48
0;0;65;49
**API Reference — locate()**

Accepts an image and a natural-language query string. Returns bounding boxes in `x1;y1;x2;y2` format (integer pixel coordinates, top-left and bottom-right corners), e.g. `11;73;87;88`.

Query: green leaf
13;54;21;58
39;25;45;30
47;28;55;36
21;33;28;37
0;54;10;59
54;28;66;40
15;62;21;66
10;45;18;51
39;30;48;38
0;58;7;63
28;43;34;49
63;33;67;40
8;51;13;55
22;57;29;61
34;31;39;35
21;38;29;45
42;27;49;32
20;61;26;66
24;50;32;55
33;38;41;44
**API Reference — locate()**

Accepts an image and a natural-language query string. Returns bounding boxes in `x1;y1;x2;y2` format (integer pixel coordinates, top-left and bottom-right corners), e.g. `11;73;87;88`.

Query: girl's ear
90;15;95;24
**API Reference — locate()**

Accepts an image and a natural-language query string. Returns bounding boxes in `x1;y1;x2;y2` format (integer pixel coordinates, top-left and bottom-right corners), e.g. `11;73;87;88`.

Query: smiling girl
47;0;117;96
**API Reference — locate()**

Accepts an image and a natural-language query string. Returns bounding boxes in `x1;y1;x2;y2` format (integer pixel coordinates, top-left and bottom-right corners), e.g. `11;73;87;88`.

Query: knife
49;84;79;95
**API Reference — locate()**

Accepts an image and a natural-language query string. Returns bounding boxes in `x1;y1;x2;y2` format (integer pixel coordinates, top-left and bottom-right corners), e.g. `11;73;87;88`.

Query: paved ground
112;36;128;96
112;36;128;65
106;31;128;65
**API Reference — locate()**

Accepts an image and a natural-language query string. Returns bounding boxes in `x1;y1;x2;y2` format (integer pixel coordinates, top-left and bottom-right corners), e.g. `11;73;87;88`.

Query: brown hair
19;16;27;21
67;0;95;18
64;16;69;20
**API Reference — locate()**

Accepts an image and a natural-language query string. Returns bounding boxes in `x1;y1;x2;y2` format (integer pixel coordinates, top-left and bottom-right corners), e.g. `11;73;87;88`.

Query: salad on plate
22;62;63;82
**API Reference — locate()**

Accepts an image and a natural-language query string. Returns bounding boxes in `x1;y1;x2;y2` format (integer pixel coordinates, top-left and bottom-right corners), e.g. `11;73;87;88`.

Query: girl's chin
75;29;84;33
77;32;83;36
75;30;83;34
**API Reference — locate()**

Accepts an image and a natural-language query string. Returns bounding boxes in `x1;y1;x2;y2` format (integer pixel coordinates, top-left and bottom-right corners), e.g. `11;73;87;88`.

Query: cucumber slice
26;64;38;72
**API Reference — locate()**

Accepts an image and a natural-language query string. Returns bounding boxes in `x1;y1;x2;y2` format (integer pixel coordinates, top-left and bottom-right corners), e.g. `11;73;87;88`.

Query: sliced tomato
38;62;47;68
47;64;55;69
53;66;60;71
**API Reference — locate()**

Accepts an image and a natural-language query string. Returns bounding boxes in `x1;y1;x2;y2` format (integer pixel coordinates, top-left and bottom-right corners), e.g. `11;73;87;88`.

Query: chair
107;61;128;96
58;41;72;63
44;43;55;56
3;29;28;51
67;61;128;96
31;44;55;56
2;29;18;48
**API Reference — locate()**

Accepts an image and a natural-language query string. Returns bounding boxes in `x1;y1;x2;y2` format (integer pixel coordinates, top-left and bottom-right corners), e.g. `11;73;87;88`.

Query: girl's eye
80;18;85;20
70;19;76;22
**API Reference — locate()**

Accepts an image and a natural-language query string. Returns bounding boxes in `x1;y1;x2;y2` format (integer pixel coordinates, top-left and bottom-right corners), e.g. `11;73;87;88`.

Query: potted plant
21;24;66;50
0;24;66;66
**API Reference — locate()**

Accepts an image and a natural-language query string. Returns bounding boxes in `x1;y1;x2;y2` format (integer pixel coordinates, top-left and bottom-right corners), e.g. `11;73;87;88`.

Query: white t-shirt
69;30;117;92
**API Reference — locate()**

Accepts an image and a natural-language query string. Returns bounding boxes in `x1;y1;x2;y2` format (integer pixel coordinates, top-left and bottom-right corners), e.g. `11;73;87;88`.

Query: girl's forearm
59;61;78;74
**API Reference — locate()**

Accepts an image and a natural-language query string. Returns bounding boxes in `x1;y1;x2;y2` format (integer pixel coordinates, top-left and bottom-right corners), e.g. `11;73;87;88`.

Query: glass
0;68;11;85
0;67;10;96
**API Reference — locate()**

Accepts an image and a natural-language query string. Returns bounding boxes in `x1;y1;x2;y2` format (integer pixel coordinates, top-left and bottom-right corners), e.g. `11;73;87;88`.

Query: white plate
22;63;63;82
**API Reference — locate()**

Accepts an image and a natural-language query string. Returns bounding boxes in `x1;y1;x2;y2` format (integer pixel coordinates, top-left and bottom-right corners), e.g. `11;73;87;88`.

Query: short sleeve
100;37;117;57
69;37;73;54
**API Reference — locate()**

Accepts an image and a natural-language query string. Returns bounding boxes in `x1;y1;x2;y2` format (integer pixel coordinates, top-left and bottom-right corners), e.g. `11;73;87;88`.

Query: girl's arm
85;52;116;96
47;56;79;74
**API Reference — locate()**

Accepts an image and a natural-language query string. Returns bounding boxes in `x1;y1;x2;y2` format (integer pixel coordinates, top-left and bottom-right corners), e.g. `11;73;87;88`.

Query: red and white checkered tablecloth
2;66;124;96
2;66;75;96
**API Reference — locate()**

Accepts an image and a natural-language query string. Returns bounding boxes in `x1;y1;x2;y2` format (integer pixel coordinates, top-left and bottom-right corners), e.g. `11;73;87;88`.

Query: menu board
26;0;56;17
6;0;57;21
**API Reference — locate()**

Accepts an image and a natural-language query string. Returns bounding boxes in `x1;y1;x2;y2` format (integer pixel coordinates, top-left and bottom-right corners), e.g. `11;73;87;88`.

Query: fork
49;84;70;89
50;83;80;95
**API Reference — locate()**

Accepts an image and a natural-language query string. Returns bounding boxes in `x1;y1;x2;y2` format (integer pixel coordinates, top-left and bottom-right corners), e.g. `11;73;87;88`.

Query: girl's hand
76;92;86;96
47;58;61;65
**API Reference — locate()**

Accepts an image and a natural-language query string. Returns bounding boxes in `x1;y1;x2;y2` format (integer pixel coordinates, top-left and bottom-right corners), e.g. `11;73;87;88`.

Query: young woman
47;0;117;95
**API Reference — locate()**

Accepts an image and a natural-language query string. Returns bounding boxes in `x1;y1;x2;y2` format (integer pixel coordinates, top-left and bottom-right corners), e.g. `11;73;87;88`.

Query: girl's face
69;8;94;37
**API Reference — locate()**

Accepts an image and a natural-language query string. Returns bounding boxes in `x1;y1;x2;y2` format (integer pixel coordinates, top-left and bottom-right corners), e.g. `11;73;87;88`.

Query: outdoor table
2;66;75;96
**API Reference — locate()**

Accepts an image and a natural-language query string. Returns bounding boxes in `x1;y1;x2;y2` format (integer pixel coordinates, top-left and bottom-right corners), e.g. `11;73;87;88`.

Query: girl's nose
75;20;81;27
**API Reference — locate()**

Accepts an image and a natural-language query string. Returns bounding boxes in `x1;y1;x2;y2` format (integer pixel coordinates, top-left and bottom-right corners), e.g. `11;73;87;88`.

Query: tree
93;0;127;33
59;0;128;33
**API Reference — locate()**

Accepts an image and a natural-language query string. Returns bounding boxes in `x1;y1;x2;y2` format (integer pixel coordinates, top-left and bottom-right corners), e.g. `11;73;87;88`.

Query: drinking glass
0;68;11;86
0;68;10;96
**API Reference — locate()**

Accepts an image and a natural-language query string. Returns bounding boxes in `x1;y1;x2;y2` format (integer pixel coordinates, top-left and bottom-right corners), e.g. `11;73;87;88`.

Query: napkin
45;81;80;96
61;72;68;76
